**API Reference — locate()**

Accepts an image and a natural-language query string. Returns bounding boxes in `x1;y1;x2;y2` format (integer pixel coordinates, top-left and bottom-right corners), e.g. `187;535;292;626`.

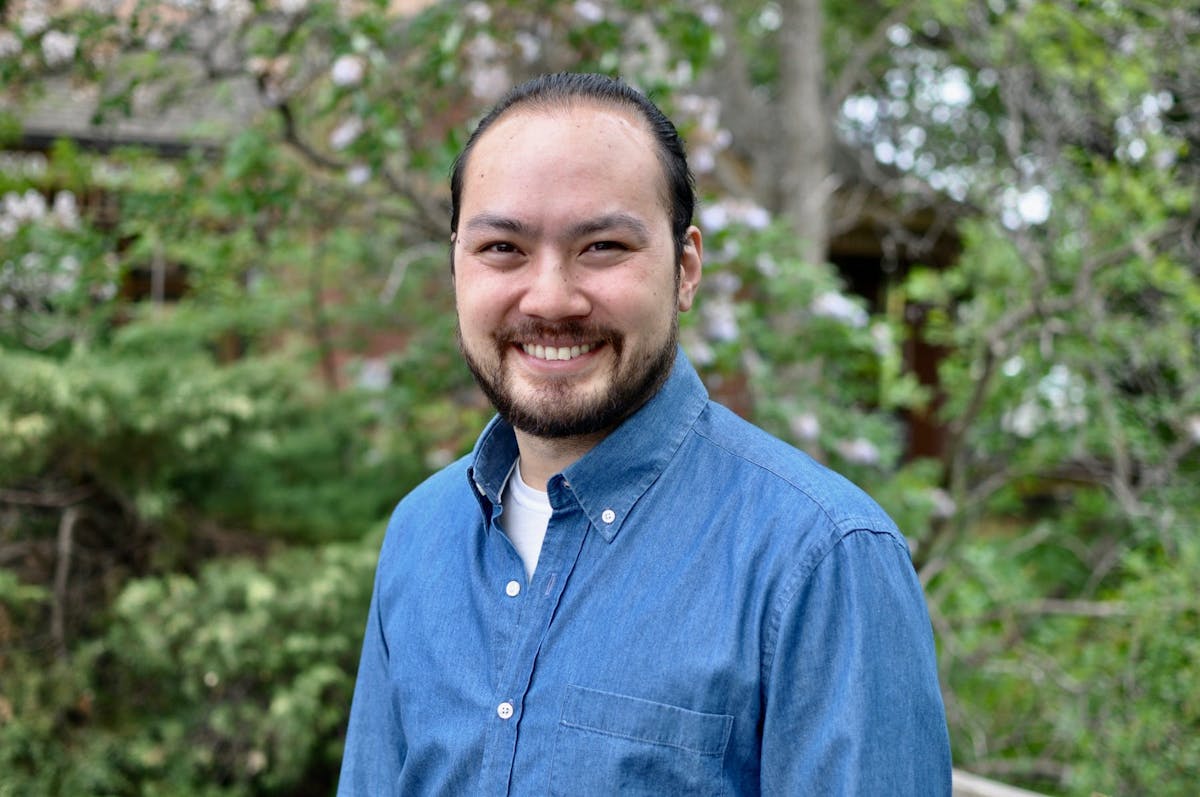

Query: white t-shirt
498;458;553;582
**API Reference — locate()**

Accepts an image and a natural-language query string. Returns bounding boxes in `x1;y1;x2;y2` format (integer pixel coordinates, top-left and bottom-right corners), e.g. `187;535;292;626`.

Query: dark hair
449;72;695;262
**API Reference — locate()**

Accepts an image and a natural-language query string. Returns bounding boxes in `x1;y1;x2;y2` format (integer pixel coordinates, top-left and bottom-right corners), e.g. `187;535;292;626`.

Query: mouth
519;342;598;362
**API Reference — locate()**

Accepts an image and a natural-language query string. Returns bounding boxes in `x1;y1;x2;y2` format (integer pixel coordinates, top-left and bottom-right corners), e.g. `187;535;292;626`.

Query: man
339;72;951;795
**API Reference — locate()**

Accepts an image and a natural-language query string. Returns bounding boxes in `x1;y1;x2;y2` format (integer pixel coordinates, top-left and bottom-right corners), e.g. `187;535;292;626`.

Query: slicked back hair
449;72;696;264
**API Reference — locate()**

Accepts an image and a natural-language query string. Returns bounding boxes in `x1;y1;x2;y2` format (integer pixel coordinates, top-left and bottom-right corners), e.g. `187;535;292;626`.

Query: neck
513;429;606;491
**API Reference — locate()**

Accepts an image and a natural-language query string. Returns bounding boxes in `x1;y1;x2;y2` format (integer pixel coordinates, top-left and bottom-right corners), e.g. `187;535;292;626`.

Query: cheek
456;274;514;321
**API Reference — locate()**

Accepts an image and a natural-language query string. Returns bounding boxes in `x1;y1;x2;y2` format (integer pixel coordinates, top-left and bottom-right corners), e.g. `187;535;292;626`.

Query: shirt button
497;701;514;720
505;580;521;597
601;508;616;524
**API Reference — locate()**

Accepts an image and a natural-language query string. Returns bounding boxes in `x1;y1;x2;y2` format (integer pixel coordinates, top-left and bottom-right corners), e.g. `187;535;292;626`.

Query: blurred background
1;1;1197;794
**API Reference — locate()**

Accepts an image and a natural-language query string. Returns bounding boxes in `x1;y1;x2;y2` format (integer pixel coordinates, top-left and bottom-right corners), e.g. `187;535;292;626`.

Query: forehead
460;103;669;220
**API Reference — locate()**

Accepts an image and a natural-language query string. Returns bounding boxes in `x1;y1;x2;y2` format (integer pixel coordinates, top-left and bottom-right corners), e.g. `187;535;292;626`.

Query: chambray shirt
338;349;951;796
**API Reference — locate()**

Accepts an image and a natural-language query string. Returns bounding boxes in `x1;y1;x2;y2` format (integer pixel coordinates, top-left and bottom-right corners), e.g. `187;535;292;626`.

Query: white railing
953;769;1047;797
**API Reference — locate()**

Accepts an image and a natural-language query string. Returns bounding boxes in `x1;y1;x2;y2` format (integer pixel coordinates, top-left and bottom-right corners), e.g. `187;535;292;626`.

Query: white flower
668;60;693;88
1037;364;1087;429
0;31;21;59
146;29;169;51
707;271;741;297
741;204;770;230
514;32;541;63
19;10;49;37
755;254;778;278
1002;401;1042;438
698;202;729;232
869;322;893;357
53;191;79;228
328;117;363;151
5;189;48;222
699;4;722;25
41;30;78;67
49;255;79;294
356;358;391;391
681;330;715;367
1187;415;1200;444
465;32;501;61
700;198;770;231
330;54;365;87
835;437;880;466
573;0;604;23
691;146;715;175
928;488;956;519
463;1;491;23
811;291;868;328
346;164;371;185
702;299;739;343
469;64;509;101
246;749;267;775
789;412;820;442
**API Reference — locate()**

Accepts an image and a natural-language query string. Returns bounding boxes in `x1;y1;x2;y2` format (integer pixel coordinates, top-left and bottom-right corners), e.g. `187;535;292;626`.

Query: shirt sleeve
337;561;404;796
760;528;952;796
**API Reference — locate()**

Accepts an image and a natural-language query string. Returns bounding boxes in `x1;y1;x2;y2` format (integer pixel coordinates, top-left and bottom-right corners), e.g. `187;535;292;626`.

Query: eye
481;241;520;254
585;240;628;253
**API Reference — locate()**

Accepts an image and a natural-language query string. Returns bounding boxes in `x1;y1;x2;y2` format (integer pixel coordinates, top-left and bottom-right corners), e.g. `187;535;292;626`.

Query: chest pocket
549;684;733;796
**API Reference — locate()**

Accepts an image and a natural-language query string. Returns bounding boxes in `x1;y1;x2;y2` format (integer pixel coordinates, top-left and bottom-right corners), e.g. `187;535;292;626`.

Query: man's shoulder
688;401;899;538
391;453;475;518
379;451;482;568
376;454;477;558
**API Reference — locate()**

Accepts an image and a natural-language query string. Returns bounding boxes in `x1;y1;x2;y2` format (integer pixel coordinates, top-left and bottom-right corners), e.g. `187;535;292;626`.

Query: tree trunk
778;0;831;266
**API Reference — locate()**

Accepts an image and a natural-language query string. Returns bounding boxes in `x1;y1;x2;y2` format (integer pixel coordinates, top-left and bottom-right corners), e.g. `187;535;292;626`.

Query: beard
458;316;678;439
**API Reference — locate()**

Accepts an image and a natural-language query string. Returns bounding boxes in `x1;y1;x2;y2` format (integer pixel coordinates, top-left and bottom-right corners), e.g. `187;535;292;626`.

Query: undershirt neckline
499;458;553;582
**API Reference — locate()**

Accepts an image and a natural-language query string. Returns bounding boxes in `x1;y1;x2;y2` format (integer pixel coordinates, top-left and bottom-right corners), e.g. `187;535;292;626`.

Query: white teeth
521;343;594;361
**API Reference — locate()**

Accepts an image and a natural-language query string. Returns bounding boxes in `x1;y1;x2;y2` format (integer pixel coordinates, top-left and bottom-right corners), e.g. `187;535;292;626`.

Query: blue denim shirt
339;349;951;795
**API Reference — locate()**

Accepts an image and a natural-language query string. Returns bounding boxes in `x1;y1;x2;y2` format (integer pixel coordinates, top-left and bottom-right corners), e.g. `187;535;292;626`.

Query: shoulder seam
690;413;890;537
759;527;910;689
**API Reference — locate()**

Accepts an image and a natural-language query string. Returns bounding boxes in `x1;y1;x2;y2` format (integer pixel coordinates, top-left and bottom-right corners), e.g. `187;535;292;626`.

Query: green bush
1;535;379;797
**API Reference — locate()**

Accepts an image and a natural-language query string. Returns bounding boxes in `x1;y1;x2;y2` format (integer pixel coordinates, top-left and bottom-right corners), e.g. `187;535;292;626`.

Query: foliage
1;536;379;796
1;1;1198;796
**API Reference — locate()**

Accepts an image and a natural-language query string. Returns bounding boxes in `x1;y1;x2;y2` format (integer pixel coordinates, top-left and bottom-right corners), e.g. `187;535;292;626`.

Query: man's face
452;103;702;439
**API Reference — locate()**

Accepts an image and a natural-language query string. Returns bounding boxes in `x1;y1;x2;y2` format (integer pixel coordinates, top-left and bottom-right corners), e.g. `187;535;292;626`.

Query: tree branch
51;506;79;661
828;1;915;111
0;485;94;508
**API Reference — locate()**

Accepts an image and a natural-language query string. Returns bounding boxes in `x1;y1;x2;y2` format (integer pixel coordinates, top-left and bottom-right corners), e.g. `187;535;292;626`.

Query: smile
520;343;596;361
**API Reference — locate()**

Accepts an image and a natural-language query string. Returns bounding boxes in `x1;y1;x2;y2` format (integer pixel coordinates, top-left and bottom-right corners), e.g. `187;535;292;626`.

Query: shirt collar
466;346;709;541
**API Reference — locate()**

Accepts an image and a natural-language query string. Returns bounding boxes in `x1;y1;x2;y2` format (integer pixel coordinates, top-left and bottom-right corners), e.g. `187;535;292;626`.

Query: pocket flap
560;684;733;757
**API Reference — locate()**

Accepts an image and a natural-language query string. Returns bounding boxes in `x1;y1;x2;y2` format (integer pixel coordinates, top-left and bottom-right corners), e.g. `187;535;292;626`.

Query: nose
517;253;591;320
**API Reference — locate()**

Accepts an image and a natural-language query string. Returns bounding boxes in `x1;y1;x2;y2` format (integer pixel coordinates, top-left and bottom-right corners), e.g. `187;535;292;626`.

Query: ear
449;232;457;281
676;225;703;312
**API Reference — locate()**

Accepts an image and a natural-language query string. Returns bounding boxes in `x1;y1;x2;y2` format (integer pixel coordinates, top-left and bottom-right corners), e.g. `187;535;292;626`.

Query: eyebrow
564;213;652;243
462;212;652;243
462;213;536;237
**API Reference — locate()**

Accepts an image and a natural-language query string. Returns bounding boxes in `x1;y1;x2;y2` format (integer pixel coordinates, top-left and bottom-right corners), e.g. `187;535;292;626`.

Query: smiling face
452;103;702;439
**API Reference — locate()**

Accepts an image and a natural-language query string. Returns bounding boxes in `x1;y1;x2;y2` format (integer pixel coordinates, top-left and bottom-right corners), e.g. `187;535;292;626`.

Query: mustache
493;320;622;348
